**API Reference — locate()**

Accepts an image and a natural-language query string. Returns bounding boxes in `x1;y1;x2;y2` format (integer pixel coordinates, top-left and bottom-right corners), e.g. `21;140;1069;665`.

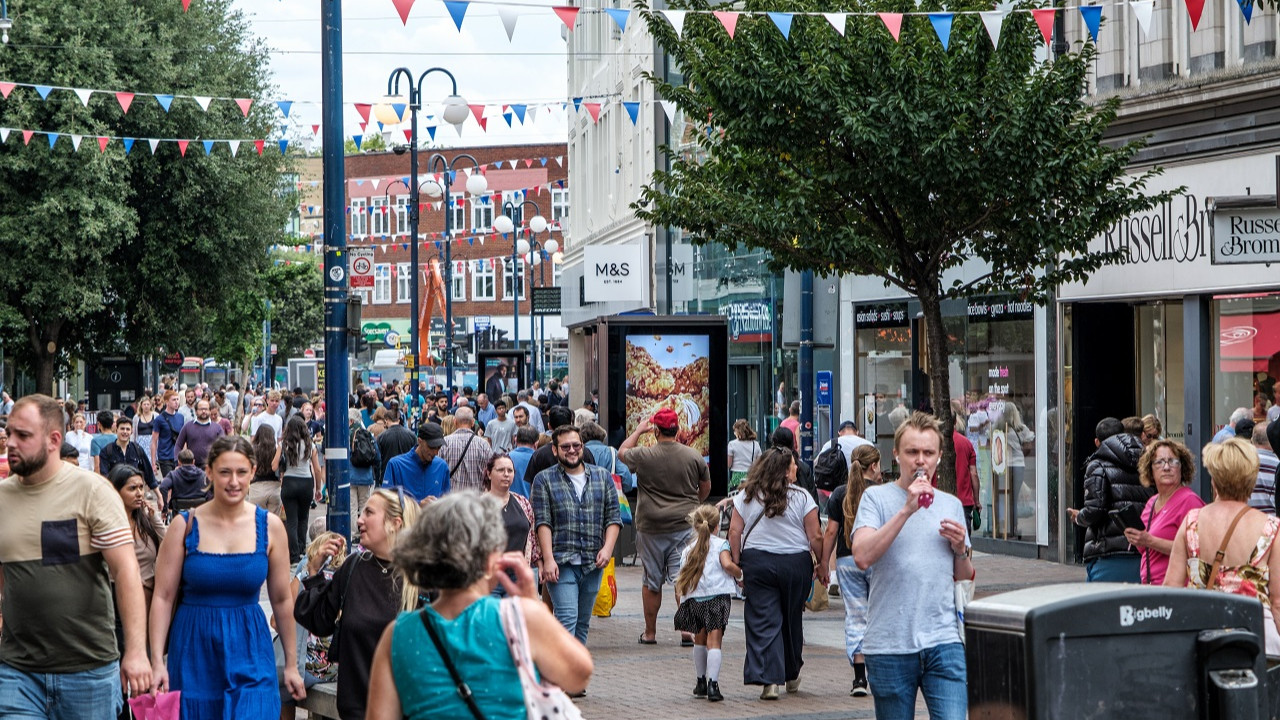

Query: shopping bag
805;580;829;611
955;578;976;643
592;558;617;617
609;452;633;525
127;691;181;720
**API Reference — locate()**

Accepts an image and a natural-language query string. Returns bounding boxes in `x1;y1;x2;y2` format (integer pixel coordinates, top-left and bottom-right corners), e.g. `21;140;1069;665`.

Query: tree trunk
918;289;957;494
26;316;61;397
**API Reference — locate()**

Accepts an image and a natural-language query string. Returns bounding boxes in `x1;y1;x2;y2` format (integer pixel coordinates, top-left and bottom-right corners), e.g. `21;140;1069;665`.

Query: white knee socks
707;649;722;682
693;644;708;677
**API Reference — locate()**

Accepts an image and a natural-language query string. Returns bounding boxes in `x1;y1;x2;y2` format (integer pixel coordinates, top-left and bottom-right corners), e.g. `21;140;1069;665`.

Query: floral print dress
1184;507;1280;654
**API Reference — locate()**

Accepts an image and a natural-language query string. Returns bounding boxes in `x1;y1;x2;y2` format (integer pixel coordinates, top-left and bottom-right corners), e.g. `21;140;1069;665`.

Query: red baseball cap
651;408;679;430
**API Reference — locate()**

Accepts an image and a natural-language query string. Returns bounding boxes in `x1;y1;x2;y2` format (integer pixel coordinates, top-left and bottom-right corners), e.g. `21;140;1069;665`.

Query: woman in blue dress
149;435;305;718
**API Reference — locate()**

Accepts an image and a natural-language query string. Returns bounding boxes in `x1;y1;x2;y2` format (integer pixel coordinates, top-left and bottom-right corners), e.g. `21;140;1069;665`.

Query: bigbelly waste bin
965;583;1269;720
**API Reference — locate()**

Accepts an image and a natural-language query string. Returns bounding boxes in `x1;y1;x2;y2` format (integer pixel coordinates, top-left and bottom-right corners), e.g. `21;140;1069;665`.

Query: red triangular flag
182;0;192;10
1031;8;1056;45
115;92;134;113
0;82;14;99
354;103;372;123
1185;0;1205;30
879;13;903;41
478;117;489;132
311;124;320;135
403;129;413;144
391;0;415;25
97;136;109;153
713;11;739;38
21;130;32;145
358;122;368;133
254;139;265;155
584;103;602;123
524;159;533;168
235;98;252;117
552;6;580;30
177;140;189;156
469;104;486;125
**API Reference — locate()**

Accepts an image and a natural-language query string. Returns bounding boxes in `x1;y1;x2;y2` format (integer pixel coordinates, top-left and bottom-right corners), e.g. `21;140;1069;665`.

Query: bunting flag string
0;124;287;156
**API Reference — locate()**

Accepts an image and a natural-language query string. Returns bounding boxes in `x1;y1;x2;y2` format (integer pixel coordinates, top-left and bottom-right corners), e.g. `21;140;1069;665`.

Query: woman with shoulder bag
729;447;824;701
366;491;593;720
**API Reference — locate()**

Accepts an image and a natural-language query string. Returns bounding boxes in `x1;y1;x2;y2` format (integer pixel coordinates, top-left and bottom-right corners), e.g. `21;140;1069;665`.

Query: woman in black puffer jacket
1070;418;1152;582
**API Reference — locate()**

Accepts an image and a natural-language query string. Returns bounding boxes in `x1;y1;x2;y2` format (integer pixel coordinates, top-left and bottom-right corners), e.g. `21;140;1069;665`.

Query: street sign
816;371;833;407
473;315;492;331
161;352;184;370
303;348;316;358
350;248;375;289
270;343;278;356
531;286;562;316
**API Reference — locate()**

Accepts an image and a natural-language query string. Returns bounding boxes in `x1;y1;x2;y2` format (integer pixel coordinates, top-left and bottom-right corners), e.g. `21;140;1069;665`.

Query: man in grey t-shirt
485;400;518;454
852;411;973;720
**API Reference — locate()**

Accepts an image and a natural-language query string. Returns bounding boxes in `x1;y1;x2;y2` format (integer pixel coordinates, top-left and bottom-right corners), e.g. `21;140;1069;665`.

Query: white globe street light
441;95;470;125
422;179;443;198
516;238;531;255
543;239;559;254
528;215;548;234
465;173;489;196
494;214;515;234
373;96;409;125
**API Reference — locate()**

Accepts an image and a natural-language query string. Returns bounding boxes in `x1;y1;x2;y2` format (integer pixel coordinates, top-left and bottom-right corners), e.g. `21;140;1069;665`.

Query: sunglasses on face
557;442;583;451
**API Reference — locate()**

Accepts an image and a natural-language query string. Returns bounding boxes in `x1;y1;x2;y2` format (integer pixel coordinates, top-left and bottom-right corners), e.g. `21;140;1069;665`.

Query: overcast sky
235;0;570;148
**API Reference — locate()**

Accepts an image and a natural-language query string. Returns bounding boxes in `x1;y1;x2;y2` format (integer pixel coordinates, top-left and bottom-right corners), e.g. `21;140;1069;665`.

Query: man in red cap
621;407;711;646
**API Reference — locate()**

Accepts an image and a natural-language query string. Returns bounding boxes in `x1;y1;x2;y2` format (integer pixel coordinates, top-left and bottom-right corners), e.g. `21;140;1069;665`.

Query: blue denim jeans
546;562;603;644
0;661;122;720
835;556;871;664
1086;554;1140;583
865;642;967;720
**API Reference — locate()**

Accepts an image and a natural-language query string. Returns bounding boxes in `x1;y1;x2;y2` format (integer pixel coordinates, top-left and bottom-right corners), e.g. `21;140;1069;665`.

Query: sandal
638;635;657;645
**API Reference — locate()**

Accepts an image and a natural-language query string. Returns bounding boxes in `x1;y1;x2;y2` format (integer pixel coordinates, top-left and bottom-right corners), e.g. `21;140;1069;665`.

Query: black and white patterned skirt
673;594;732;633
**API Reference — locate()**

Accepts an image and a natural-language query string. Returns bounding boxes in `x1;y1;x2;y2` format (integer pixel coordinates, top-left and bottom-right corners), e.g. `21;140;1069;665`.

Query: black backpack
813;445;848;492
350;427;378;468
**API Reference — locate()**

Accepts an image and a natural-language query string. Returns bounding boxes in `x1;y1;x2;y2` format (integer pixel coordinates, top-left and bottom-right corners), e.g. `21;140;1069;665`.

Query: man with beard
523;406;597;488
174;399;225;468
531;424;621;648
97;417;157;489
517;389;546;433
152;390;186;480
177;387;198;422
0;394;152;717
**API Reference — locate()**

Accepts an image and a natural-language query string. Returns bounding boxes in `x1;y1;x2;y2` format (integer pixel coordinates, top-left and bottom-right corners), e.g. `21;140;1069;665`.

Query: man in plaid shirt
438;407;494;492
532;424;621;646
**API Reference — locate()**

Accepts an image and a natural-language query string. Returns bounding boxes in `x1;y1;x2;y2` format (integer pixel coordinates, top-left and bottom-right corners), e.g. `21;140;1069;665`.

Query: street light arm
387;68;416;104
415;67;459;99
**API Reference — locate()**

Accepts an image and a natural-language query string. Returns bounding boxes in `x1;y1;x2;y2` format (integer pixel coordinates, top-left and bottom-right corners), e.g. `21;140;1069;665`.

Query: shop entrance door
729;361;764;440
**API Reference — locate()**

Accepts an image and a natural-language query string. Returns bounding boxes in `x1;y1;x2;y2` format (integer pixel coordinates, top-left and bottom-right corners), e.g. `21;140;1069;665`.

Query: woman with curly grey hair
366;491;593;720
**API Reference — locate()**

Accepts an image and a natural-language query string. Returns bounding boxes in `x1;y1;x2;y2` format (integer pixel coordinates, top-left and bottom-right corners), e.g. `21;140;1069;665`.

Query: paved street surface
572;551;1085;720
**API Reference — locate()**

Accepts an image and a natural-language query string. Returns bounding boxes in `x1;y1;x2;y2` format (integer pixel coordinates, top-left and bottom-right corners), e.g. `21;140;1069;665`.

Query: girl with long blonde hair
673;504;741;703
819;444;881;697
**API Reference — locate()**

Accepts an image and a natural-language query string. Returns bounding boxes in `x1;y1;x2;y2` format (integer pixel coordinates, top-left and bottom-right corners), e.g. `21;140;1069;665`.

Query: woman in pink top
1124;440;1204;585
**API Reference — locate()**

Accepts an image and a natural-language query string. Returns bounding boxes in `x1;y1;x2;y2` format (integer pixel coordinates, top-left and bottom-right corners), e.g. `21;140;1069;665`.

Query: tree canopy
0;0;291;393
635;0;1176;489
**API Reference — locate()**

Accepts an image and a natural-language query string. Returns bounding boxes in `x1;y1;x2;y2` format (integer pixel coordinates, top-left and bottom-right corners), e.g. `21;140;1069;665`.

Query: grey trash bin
965;583;1268;720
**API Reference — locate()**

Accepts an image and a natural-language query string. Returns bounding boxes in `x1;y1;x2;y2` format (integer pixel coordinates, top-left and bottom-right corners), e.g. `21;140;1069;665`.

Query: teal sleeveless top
390;596;526;720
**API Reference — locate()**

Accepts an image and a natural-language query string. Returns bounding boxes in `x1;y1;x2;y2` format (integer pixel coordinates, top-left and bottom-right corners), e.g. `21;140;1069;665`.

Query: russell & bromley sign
1210;201;1280;265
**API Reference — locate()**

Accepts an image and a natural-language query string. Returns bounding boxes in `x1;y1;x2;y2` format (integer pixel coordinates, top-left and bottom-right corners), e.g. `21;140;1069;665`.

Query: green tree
0;0;291;393
634;0;1175;490
343;131;387;155
264;251;324;361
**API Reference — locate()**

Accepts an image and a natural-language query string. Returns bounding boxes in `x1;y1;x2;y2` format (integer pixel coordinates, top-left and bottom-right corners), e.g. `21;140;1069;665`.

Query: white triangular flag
0;129;9;143
228;139;241;157
659;100;677;124
1130;0;1154;36
74;89;94;107
194;96;213;111
822;13;847;35
372;178;381;190
979;11;1005;47
70;134;83;150
508;159;518;169
498;6;519;40
433;202;442;211
555;156;563;166
663;10;687;37
148;139;161;154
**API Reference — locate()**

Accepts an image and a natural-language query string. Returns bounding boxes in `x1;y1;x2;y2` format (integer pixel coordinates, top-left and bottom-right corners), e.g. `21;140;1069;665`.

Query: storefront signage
1210;207;1280;265
670;243;695;302
988;365;1011;395
967;297;1035;322
855;303;909;328
816;371;833;407
583;244;644;303
720;300;772;342
1102;194;1207;266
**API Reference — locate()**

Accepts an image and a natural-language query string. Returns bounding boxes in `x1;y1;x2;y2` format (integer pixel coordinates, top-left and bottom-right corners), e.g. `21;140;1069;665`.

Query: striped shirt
439;429;494;493
1251;448;1278;515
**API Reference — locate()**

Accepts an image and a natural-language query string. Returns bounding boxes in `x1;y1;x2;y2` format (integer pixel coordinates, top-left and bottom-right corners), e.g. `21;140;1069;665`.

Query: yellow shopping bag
592;558;617;617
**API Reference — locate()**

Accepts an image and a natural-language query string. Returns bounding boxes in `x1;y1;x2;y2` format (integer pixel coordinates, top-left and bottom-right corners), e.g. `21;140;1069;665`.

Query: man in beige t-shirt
620;408;711;644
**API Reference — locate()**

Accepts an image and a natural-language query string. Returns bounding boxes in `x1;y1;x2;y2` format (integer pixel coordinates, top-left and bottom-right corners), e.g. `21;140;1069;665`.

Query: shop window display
1214;293;1280;432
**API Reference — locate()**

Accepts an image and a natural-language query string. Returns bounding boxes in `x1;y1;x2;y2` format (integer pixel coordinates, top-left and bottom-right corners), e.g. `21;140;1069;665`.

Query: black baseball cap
838;420;858;432
417;423;445;448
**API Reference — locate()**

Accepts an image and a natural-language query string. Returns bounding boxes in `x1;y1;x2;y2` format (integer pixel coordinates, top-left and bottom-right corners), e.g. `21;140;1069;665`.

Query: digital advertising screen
624;333;711;459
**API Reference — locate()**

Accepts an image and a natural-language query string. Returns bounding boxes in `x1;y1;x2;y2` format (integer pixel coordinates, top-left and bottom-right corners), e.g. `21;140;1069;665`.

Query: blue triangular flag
355;179;365;186
510;104;527;123
391;103;407;121
123;138;135;154
444;0;469;30
503;113;513;127
623;101;640;125
604;8;630;31
376;121;384;132
449;170;457;183
47;133;58;148
426;126;437;141
278;139;289;154
1078;5;1102;41
202;140;215;155
928;13;955;50
155;94;174;111
35;85;53;100
402;176;410;187
277;101;293;117
573;97;583;112
767;13;794;39
1237;0;1254;23
540;157;548;166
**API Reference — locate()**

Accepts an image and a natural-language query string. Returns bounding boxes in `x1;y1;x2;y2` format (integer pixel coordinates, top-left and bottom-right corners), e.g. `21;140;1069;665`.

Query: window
351;198;368;237
552;188;569;222
450;260;467;301
395;196;410;235
471;199;494;233
371;196;389;236
450;199;467;234
503;258;526;301
396;262;413;303
371;262;389;301
472;259;496;301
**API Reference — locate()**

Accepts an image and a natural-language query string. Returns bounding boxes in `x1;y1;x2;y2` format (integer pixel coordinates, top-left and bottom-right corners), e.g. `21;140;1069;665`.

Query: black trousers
741;548;811;686
280;476;313;563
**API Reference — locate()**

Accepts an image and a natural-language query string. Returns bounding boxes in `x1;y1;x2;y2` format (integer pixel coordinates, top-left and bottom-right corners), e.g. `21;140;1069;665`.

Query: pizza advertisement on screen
625;334;711;460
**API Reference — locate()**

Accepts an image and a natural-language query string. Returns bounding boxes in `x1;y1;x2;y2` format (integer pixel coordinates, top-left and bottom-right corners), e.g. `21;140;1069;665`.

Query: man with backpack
814;421;875;492
348;409;381;532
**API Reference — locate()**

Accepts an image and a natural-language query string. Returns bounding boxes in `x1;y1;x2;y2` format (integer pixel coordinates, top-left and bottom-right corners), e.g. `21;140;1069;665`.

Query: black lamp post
495;200;548;387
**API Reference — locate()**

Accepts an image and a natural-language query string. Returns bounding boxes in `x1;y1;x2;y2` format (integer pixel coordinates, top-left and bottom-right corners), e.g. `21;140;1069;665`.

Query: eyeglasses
395;486;407;513
557;442;583;451
1153;458;1181;469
